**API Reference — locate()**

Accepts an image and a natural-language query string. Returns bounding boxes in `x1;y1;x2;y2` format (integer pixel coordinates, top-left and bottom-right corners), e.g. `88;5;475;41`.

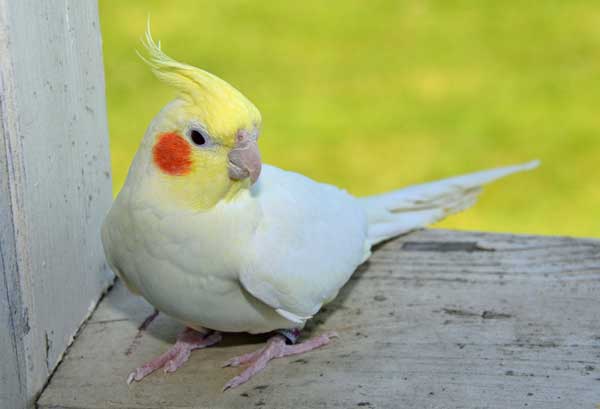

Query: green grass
99;0;600;237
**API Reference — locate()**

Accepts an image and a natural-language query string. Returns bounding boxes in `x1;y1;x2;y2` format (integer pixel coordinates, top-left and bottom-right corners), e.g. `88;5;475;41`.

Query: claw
222;331;338;391
126;371;138;385
126;328;221;384
222;347;265;368
222;375;245;392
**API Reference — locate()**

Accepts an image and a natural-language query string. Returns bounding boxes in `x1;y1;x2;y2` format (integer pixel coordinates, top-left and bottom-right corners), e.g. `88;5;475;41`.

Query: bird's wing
239;165;369;324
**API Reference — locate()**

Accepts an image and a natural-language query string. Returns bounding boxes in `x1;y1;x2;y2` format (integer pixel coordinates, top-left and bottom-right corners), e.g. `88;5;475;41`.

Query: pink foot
222;331;338;391
127;327;222;384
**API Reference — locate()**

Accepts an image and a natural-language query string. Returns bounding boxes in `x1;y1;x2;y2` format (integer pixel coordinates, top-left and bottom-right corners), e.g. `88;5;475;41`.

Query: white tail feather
360;160;540;246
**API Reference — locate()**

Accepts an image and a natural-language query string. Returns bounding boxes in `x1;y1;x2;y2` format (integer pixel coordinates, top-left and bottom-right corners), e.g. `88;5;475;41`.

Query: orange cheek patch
153;132;193;175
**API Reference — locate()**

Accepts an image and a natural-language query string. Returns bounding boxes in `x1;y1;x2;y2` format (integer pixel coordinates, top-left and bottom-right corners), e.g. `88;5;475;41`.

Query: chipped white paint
0;1;113;408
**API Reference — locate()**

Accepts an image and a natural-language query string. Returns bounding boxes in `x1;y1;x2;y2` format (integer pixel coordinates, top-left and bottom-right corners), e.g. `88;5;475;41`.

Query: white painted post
0;1;113;408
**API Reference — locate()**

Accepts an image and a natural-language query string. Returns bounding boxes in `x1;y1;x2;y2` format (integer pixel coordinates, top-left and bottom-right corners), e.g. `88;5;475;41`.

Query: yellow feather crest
139;20;261;143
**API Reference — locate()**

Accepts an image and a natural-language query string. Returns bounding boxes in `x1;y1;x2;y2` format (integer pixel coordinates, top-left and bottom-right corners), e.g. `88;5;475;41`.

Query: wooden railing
39;230;600;409
1;2;599;409
0;2;113;408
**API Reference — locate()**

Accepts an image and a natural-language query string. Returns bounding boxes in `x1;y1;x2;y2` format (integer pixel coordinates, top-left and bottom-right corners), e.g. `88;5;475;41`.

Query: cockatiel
101;26;539;391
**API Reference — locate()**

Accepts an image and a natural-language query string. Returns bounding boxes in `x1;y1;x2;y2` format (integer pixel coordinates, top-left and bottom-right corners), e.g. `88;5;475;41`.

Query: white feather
359;160;540;245
239;165;368;322
103;161;539;334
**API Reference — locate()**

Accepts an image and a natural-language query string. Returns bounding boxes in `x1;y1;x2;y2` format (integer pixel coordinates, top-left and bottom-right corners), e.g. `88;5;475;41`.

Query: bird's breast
103;188;293;332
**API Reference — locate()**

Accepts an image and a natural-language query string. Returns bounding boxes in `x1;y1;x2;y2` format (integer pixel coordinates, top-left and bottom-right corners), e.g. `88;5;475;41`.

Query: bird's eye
190;129;206;146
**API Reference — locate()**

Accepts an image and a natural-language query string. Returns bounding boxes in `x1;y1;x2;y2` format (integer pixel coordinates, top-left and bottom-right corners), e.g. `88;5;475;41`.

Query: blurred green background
99;1;599;237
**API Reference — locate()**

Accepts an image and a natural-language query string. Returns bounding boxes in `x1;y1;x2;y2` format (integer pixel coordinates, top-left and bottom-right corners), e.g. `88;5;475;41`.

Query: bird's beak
228;129;261;184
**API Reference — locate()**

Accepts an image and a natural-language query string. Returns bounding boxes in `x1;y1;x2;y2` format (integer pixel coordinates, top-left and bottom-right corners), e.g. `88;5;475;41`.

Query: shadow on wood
38;229;600;409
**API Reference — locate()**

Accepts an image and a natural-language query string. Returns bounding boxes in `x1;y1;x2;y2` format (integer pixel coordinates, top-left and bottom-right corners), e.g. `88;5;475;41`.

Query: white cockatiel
101;26;539;390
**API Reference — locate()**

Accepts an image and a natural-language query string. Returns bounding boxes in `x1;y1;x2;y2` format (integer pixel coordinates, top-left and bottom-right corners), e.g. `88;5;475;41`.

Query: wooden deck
38;229;600;409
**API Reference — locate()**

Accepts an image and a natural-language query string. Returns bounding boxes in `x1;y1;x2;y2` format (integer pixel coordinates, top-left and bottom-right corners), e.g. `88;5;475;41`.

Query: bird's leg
222;331;338;391
127;327;222;384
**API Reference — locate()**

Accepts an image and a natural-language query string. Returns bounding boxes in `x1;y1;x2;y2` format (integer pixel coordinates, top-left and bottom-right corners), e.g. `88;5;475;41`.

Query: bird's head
132;25;262;210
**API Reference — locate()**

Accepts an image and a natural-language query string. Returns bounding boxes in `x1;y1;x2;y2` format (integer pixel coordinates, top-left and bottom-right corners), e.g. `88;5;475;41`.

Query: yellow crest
139;21;261;145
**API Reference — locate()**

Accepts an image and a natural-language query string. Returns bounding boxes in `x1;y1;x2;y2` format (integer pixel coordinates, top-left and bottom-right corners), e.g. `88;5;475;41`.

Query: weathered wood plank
38;229;600;409
0;1;112;408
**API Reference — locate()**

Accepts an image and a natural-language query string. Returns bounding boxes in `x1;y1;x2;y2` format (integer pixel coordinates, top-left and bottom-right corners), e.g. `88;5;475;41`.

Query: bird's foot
127;327;222;384
222;331;338;391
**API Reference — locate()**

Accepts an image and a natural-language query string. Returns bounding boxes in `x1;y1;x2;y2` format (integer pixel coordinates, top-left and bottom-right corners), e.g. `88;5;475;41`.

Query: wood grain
0;1;112;408
38;229;600;409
